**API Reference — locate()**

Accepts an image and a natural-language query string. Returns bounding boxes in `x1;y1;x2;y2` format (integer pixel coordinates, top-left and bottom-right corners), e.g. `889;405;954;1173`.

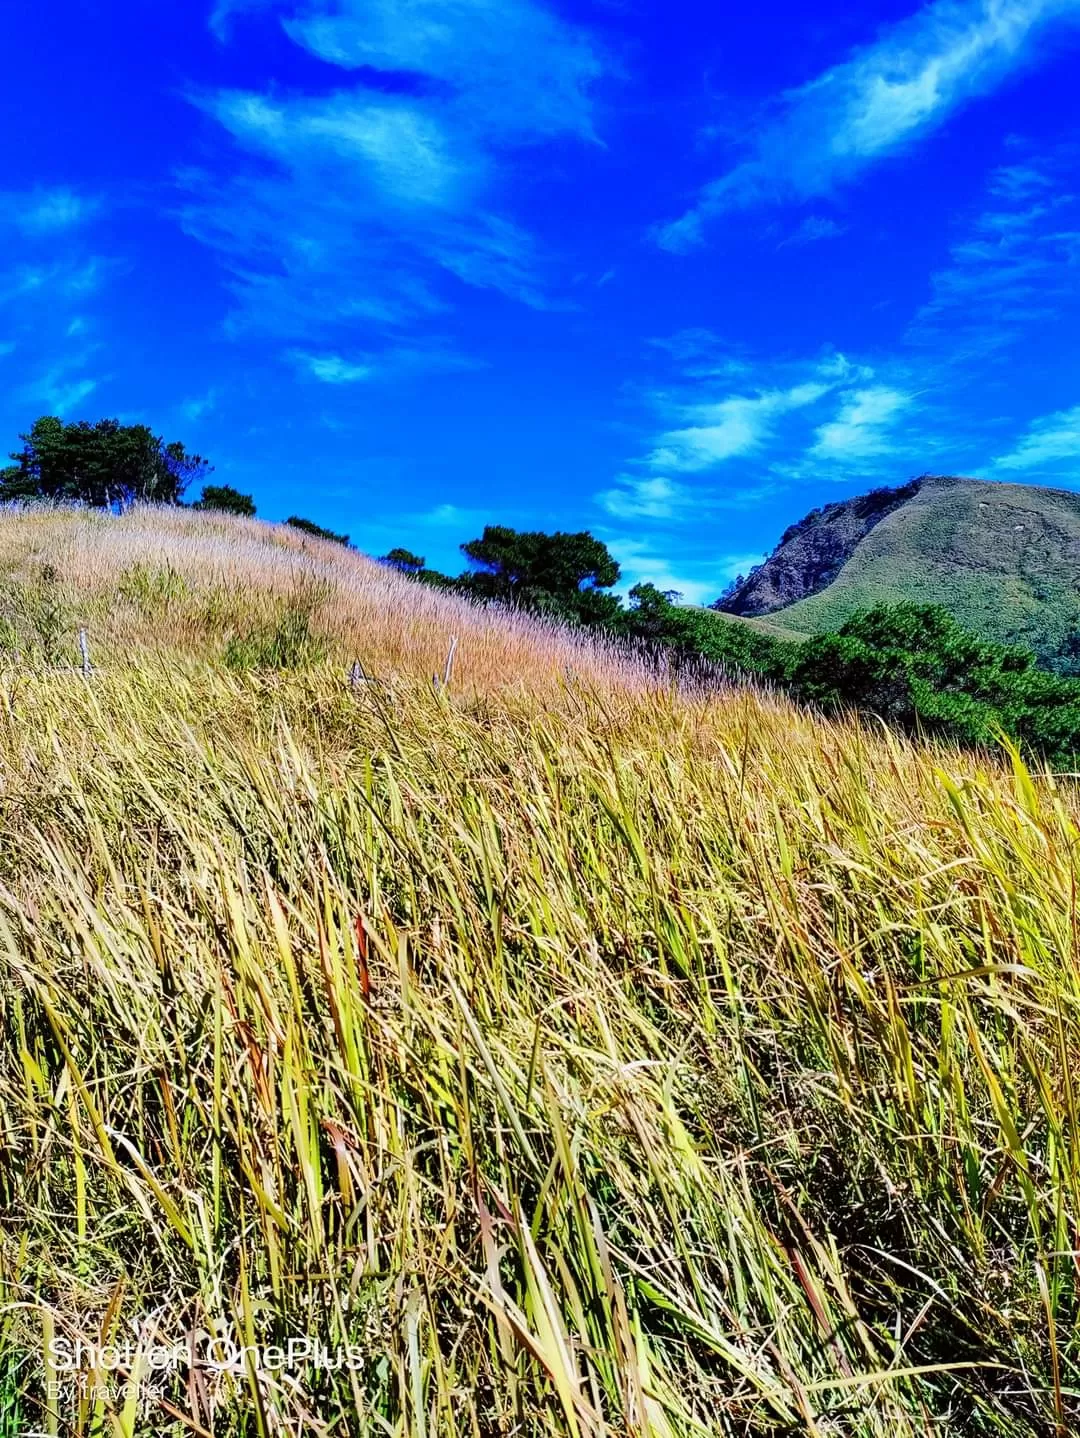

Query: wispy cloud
595;337;936;604
281;0;604;143
603;535;733;606
412;502;491;530
811;386;912;458
209;0;271;40
596;474;694;520
288;343;480;384
180;389;219;422
184;0;606;356
0;258;107;308
19;364;98;416
0;249;113;423
645;371;848;473
658;0;1080;250
910;150;1080;357
2;187;101;235
586;319;935;607
290;351;376;384
991;403;1080;471
777;215;847;248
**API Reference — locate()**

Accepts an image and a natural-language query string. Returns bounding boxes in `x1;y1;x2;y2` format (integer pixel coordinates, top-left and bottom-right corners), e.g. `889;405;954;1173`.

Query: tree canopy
194;485;256;517
285;516;351;546
457;525;621;622
461;525;619;597
380;548;426;574
0;416;210;509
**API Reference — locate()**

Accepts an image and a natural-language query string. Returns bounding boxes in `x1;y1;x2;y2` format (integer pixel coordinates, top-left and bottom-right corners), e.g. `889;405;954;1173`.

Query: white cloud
991;403;1080;470
205;90;478;211
718;552;767;582
288;343;480;383
180;390;219;421
910;153;1080;355
597;475;691;520
778;215;846;248
283;0;604;143
598;345;931;568
21;368;97;416
596;352;910;579
644;360;855;473
290;350;376;384
3;187;100;235
413;502;493;529
0;259;107;309
811;386;911;458
604;536;727;605
658;0;1080;249
210;0;272;40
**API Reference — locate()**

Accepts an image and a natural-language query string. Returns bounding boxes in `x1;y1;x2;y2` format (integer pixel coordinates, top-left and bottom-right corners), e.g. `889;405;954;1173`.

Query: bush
118;563;190;613
224;588;328;671
285;516;351;546
788;603;1080;766
195;485;256;517
0;569;71;666
621;584;789;675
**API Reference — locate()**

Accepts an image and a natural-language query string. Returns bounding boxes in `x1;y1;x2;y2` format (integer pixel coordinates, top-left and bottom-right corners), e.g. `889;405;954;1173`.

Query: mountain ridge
715;475;1080;669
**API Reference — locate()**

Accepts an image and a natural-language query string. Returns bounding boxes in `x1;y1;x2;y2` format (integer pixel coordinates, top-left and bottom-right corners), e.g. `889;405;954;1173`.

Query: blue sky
2;0;1079;601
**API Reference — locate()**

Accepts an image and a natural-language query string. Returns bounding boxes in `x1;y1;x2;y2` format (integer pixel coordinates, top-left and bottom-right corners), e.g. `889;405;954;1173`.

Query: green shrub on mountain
788;603;1080;765
622;583;789;674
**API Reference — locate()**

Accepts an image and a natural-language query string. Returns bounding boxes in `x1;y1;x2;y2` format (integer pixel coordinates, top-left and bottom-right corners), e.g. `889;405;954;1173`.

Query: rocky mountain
715;475;1080;671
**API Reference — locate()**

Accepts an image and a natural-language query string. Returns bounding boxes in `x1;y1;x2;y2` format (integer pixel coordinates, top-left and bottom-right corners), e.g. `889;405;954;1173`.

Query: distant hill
716;475;1080;670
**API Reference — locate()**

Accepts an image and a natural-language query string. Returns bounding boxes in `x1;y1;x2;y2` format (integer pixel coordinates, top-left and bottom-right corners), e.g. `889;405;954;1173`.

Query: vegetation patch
223;585;330;670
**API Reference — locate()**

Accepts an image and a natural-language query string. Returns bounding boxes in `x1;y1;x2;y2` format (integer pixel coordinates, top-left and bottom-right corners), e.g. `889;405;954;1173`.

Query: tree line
0;416;346;544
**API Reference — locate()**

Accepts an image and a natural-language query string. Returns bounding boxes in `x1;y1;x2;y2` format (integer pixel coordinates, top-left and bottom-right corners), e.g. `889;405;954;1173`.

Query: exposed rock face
714;479;923;615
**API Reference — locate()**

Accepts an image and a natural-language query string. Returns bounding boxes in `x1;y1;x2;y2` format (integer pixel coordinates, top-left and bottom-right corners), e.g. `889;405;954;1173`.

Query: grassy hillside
1;505;1079;1435
754;477;1080;662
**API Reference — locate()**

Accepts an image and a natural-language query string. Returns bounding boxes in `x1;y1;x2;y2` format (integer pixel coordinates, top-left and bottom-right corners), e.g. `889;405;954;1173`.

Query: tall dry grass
0;506;1076;1435
0;504;665;695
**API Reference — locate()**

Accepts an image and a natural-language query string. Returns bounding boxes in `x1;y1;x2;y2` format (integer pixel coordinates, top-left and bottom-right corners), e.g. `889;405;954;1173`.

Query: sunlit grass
0;505;1076;1435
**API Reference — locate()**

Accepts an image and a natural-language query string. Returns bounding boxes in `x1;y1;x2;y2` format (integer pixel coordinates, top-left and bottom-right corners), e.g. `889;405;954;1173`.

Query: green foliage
223;587;328;671
622;583;789;674
383;525;623;621
788;603;1080;765
381;547;426;574
459;525;620;622
117;561;190;613
194;484;256;516
0;568;71;666
414;566;455;588
380;548;456;587
285;515;351;546
0;416;210;508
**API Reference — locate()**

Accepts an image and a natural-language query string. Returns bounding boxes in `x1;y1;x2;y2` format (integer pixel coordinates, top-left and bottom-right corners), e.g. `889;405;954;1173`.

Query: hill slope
719;476;1080;666
1;505;1079;1435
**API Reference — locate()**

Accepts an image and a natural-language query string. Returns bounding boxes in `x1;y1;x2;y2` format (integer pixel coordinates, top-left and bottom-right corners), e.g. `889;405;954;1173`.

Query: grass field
0;505;1078;1435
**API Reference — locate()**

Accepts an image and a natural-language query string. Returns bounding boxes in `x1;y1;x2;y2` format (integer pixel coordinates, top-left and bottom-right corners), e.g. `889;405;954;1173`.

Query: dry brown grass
0;503;665;695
